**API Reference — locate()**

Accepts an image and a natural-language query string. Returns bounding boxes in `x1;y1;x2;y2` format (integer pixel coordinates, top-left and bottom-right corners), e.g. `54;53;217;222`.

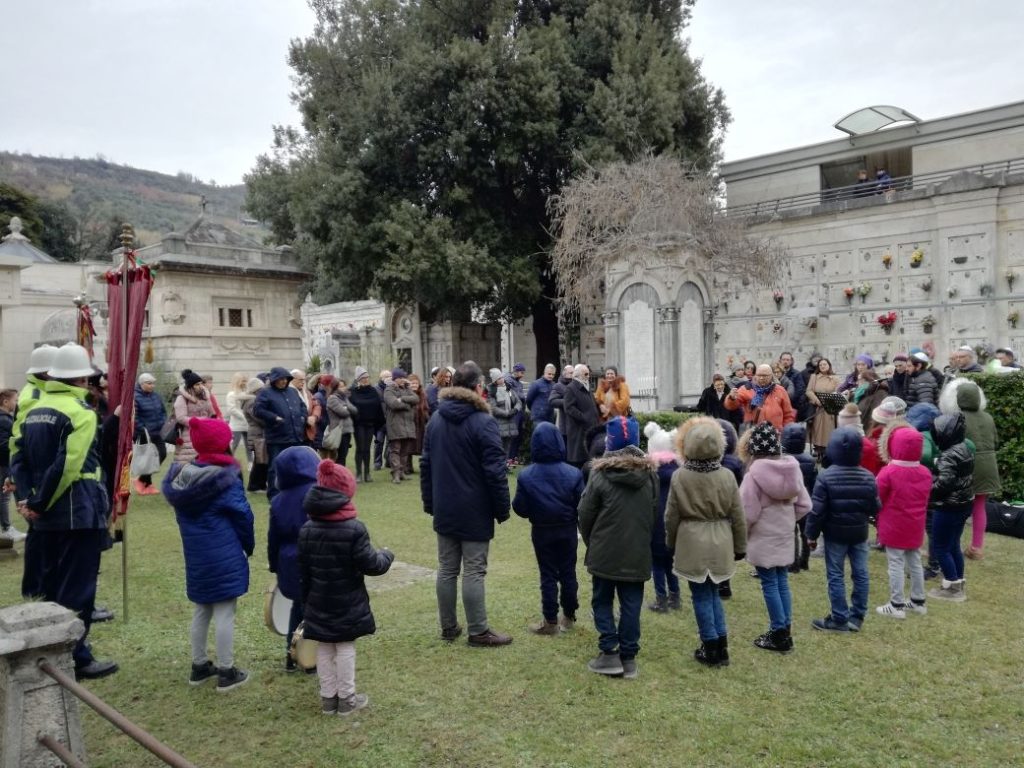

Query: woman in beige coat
172;369;216;464
805;357;841;460
665;417;747;668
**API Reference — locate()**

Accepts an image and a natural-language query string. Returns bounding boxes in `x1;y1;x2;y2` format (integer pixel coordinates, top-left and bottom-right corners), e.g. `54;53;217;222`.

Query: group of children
165;377;988;709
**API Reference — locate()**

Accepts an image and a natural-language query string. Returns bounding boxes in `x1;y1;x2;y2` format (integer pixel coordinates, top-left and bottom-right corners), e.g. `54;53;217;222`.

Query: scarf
684;458;721;473
750;382;775;408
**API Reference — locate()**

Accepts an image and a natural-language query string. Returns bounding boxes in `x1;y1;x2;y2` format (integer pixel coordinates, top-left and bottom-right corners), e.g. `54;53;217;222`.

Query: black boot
754;627;793;654
694;638;722;667
718;580;732;600
717;635;729;666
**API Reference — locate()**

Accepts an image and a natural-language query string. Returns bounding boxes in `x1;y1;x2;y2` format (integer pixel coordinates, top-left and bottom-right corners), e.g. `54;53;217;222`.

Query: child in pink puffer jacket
875;424;933;618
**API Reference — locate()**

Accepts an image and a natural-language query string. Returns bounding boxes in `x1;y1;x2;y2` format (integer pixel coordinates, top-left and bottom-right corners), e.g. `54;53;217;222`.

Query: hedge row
963;373;1024;502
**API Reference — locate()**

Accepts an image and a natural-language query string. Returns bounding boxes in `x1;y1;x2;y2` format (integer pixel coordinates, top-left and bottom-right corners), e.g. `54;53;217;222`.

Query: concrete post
0;602;86;768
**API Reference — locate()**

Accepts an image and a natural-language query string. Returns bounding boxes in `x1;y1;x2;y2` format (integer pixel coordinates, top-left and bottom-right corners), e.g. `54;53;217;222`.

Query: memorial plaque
623;299;655;392
822;249;856;278
678;298;704;398
947;232;988;265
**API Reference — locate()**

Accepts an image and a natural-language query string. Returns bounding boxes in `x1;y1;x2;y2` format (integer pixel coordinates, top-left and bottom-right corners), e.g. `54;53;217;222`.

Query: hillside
0;152;264;246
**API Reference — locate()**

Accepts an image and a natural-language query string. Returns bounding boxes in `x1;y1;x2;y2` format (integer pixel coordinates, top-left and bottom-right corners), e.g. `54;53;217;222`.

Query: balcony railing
726;156;1024;219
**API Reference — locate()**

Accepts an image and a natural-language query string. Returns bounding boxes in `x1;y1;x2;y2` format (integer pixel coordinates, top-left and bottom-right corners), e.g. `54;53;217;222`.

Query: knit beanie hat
880;396;907;417
489;367;504;384
188;417;236;466
871;400;900;425
893;353;909;362
181;368;202;389
354;365;369;382
317;459;357;502
836;402;861;427
391;367;408;380
748;422;781;456
246;377;264;394
855;354;874;368
605;416;640;451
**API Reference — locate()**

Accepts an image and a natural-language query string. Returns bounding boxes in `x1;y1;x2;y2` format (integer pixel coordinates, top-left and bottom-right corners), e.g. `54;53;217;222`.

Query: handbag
289;621;319;671
130;430;161;476
322;423;343;451
159;415;180;444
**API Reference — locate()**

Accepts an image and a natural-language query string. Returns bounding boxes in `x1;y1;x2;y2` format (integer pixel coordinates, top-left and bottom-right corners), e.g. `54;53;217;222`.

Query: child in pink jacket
739;423;812;654
875;425;932;618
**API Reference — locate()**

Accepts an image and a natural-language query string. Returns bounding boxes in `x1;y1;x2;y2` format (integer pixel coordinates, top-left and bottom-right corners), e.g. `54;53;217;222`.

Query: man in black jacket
548;365;575;438
253;367;308;500
563;365;601;469
420;362;512;647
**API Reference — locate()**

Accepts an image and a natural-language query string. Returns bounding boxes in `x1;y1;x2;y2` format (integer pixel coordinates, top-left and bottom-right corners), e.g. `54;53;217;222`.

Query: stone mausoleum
583;100;1024;409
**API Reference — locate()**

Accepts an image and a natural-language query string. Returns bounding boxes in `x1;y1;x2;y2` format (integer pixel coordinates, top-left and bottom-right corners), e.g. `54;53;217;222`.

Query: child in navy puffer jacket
164;418;255;692
268;446;320;670
805;427;880;633
781;423;817;572
513;423;585;633
643;423;680;613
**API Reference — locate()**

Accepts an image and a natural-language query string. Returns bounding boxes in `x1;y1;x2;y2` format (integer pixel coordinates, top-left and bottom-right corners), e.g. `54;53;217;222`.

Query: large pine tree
246;0;728;368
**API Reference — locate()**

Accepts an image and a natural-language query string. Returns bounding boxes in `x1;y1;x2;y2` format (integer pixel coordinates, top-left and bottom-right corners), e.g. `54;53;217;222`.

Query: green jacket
8;374;46;458
577;446;658;582
956;383;1000;495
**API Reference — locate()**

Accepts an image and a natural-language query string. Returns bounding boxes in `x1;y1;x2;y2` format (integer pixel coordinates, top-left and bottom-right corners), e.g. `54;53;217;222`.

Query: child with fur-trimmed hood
577;417;658;679
664;417;747;668
738;423;811;654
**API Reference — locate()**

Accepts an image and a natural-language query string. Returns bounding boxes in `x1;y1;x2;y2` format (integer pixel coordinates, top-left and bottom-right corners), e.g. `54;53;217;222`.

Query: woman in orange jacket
724;364;795;431
595;366;631;422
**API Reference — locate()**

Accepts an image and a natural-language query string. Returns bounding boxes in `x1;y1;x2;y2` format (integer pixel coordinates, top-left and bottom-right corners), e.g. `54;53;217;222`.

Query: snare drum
263;582;293;636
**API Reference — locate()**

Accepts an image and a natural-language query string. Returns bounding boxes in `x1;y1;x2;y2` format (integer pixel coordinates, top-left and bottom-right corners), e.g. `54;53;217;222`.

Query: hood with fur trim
880;423;923;464
589;445;654;488
676;416;725;462
745;454;806;501
437;386;490;424
939;377;987;415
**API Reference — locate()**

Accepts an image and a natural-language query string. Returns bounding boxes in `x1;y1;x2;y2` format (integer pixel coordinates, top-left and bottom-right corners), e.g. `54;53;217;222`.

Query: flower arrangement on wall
910;248;924;268
877;311;897;335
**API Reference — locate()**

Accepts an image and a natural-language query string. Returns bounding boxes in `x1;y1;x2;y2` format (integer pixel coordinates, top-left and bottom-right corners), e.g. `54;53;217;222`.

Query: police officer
8;344;58;599
12;343;118;680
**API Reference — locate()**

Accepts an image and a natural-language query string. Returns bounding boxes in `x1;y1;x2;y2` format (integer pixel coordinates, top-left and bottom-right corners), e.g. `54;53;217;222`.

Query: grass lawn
3;463;1023;767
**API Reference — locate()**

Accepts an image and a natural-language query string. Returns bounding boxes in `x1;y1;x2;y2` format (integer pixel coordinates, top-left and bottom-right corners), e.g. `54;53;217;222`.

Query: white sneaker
906;601;927;615
875;602;906;619
1;527;27;542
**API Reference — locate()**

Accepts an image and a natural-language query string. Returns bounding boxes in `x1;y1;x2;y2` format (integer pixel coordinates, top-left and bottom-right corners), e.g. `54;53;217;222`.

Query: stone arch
606;269;672;311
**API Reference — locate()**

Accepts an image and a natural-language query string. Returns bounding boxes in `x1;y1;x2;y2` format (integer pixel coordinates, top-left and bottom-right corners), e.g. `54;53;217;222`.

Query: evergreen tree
246;0;728;367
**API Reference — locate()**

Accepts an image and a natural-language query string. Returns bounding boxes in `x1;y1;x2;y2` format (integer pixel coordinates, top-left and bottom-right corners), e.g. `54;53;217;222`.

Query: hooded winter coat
805;427;880;544
349;382;385;429
172;387;216;464
717;418;745;486
781;423;817;495
665;417;747;584
563;378;601;464
267;447;319;601
513;423;584;528
421;387;510;541
930;412;975;508
577;445;658;582
940;379;1000;496
383;381;420;440
741;455;812;568
163;462;254;604
133;383;167;440
876;426;931;550
298;482;394;643
254;368;308;446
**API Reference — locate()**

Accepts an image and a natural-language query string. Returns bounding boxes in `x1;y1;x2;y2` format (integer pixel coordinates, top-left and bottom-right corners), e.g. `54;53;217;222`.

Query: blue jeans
932;505;971;581
823;539;869;624
688;578;727;641
756;566;792;630
591;577;643;660
651;551;680;598
531;526;578;622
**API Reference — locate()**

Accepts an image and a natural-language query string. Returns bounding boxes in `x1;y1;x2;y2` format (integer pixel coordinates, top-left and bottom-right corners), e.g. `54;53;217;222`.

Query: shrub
963;372;1024;501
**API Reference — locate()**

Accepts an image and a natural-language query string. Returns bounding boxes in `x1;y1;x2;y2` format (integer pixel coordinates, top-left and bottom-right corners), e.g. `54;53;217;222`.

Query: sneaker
558;614;576;632
216;666;250;693
0;526;27;542
321;695;339;715
587;651;624;676
928;579;966;603
529;620;560;636
620;658;638;679
440;625;463;642
467;629;512;647
75;659;119;680
811;616;850;633
337;693;369;716
906;600;928;615
846;616;864;633
875;602;906;619
189;660;217;686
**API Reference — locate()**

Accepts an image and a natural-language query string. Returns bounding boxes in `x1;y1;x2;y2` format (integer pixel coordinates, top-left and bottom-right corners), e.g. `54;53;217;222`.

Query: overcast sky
2;1;1022;184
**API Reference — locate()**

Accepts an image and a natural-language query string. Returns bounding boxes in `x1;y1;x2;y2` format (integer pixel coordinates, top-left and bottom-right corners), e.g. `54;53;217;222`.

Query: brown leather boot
467;629;513;647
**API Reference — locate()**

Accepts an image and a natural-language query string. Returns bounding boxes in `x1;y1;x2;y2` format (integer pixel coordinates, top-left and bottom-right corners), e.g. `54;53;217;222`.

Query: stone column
0;602;86;768
656;306;680;410
601;311;621;368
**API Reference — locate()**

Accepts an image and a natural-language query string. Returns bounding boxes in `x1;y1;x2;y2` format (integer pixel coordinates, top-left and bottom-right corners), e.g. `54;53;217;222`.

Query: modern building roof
0;216;58;264
833;105;921;136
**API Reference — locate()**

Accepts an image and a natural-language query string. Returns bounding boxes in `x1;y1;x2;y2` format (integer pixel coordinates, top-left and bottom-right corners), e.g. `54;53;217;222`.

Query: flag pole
119;223;132;624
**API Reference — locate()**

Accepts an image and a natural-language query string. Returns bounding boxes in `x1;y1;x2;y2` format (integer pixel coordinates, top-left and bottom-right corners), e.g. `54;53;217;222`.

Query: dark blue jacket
253;367;307;445
717;418;744;486
268;446;319;600
651;458;679;557
163;462;254;604
133;384;167;440
525;377;556;423
513;423;584;528
805;427;880;544
421;387;510;541
0;411;12;466
426;383;442;416
782;423;817;496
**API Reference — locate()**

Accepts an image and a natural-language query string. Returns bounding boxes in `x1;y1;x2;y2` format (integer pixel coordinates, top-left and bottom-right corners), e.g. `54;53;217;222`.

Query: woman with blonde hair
225;372;251;464
595;366;631;423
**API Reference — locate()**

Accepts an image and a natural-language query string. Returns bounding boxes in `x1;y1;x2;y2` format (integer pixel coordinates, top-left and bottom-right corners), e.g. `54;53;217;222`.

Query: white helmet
48;343;95;380
26;344;59;375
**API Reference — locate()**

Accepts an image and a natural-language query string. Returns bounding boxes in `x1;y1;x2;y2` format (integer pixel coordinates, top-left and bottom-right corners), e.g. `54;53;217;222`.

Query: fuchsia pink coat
740;455;812;568
876;426;932;550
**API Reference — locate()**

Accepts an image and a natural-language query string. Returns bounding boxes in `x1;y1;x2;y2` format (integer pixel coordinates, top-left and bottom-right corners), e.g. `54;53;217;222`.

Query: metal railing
37;660;198;768
727;156;1024;219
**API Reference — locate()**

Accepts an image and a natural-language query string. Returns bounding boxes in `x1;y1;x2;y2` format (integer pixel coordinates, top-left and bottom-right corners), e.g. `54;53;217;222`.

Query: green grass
3;466;1023;767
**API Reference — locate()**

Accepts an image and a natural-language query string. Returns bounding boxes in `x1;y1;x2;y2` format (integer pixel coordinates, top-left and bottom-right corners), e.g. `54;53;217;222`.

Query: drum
289;622;319;672
263;582;293;636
